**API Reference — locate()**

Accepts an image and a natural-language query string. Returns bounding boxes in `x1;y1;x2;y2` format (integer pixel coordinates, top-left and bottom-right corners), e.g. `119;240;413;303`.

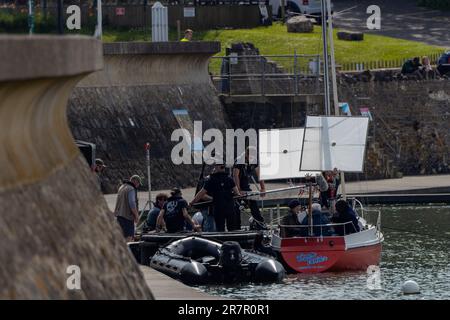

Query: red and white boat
270;201;384;273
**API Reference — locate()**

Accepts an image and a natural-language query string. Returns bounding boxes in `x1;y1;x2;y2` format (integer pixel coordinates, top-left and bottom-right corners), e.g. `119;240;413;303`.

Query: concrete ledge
139;266;222;300
0;35;103;190
79;41;220;87
103;41;221;56
0;35;103;81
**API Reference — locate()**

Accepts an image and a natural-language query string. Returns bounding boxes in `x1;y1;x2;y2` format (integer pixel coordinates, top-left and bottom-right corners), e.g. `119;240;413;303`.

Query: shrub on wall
0;11;55;33
418;0;450;10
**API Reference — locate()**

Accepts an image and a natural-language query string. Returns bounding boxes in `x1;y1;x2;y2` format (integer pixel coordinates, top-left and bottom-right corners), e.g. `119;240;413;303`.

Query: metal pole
228;56;232;96
321;0;331;116
145;143;152;209
327;0;339;116
294;49;298;95
28;0;34;35
326;0;347;200
95;0;103;40
269;208;273;230
308;182;313;236
57;0;64;34
261;56;265;96
276;204;280;224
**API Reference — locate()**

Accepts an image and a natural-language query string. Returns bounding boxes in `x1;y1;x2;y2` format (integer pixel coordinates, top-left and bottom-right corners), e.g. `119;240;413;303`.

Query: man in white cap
114;175;142;241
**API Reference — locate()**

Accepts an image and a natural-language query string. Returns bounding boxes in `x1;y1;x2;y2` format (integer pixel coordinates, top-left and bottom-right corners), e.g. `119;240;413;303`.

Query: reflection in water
199;205;450;300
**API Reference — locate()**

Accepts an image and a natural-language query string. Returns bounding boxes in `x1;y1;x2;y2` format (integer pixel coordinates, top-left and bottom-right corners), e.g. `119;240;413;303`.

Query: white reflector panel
300;116;369;172
259;128;319;180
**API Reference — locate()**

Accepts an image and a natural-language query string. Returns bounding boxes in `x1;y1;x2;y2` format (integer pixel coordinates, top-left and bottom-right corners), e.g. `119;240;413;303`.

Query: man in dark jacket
332;200;360;236
401;57;422;75
190;164;241;232
280;200;303;238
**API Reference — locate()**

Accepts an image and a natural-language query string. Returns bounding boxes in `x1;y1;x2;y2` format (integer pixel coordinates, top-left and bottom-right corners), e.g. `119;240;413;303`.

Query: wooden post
177;20;181;41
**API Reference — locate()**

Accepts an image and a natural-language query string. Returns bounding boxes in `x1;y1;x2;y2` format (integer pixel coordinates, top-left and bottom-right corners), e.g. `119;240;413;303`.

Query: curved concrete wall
69;42;228;193
0;36;153;299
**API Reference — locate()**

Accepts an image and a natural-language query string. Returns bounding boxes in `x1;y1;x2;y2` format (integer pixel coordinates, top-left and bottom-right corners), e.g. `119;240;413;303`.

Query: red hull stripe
281;242;382;273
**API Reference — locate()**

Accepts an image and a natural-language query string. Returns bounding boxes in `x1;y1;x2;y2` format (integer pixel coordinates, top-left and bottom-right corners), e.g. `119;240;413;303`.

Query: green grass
196;23;445;73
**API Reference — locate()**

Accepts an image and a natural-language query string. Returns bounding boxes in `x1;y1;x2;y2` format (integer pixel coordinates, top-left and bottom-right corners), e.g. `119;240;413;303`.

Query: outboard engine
180;261;208;285
219;241;242;269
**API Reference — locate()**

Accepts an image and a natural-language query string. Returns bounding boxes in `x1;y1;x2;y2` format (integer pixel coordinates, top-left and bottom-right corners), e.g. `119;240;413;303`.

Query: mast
320;0;331;116
326;0;347;200
327;0;339;115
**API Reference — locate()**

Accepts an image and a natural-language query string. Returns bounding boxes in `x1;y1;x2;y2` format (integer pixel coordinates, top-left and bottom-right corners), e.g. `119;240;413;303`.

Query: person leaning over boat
156;188;201;233
190;163;242;232
332;200;360;236
280;200;303;238
114;175;142;241
233;146;267;230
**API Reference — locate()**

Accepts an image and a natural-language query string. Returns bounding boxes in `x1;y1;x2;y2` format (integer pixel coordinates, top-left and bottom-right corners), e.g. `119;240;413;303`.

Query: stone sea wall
0;36;153;299
68;42;229;193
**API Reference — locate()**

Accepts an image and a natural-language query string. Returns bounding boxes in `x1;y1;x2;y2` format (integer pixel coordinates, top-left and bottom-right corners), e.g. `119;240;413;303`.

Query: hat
171;187;182;196
288;199;301;209
95;158;106;167
130;175;142;185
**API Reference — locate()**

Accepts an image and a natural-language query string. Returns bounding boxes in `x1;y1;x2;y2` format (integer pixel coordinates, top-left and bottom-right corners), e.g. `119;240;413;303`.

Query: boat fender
329;240;335;247
180;261;208;285
220;241;242;269
254;259;286;283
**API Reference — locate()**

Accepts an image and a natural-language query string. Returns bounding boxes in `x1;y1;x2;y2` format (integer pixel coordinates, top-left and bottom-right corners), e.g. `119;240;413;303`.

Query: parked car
270;0;334;19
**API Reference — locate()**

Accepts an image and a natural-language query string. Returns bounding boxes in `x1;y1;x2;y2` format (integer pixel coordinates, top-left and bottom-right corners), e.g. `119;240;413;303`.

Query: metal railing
340;51;444;72
279;221;359;237
210;54;323;97
352;198;381;232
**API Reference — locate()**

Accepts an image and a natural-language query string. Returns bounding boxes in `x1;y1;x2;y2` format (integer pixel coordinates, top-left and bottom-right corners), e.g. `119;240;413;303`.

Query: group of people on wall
401;52;450;79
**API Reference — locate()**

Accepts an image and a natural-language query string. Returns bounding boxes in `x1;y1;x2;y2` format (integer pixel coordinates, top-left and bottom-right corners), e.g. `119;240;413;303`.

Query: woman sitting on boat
332;200;360;236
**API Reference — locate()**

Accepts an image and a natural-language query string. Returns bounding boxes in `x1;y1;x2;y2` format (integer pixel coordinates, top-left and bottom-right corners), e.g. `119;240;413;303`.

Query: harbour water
198;205;450;300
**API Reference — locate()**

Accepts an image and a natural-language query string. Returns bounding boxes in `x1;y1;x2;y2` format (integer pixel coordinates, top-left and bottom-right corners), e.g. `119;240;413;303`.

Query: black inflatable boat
150;236;285;285
133;230;261;265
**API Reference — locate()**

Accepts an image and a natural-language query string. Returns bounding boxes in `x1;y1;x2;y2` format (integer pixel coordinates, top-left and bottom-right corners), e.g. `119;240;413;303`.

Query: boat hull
272;228;383;273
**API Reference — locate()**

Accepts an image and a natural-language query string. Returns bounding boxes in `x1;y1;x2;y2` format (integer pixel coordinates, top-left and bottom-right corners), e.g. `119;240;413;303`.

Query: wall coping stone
103;41;221;55
0;35;103;82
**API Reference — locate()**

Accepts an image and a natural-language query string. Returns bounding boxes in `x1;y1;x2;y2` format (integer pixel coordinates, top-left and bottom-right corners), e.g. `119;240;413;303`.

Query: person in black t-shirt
157;188;201;233
232;147;266;228
190;164;241;232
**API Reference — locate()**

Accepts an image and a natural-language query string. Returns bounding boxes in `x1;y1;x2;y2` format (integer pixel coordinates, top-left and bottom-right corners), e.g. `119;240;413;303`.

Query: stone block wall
0;36;153;299
68;41;228;193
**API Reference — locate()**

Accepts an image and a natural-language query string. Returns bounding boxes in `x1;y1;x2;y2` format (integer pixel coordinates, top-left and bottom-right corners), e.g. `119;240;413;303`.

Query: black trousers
214;207;237;232
246;199;265;222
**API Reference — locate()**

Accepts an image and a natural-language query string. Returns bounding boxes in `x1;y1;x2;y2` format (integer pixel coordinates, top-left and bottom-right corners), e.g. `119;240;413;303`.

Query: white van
270;0;333;19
